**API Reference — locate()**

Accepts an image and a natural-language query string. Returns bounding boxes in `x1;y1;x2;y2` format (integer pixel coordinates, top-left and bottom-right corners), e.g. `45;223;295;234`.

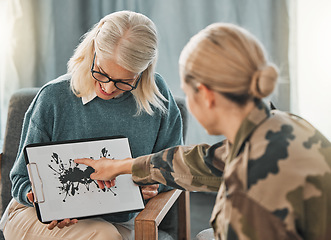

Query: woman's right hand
26;191;35;204
26;191;78;230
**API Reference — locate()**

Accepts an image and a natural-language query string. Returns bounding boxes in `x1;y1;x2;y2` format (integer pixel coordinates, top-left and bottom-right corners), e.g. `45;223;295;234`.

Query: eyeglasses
90;53;141;92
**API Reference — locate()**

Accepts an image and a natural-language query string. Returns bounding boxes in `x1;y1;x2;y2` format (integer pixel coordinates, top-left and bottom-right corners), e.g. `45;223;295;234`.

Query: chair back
0;88;39;214
174;97;188;143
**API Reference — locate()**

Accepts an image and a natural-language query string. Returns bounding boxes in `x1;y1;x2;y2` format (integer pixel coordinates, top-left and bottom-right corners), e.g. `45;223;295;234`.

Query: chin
206;130;216;136
205;128;222;136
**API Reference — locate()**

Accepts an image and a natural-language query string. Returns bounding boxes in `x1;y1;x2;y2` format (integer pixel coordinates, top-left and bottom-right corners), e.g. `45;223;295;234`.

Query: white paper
24;137;144;223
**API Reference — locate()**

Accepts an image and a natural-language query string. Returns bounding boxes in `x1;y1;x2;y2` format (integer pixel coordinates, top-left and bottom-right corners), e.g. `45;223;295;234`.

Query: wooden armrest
135;189;187;240
178;191;191;240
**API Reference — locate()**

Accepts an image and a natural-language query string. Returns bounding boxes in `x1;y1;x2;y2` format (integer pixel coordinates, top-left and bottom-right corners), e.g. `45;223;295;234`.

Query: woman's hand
26;191;78;230
47;218;78;230
141;184;159;200
95;179;116;190
74;157;133;181
26;191;35;204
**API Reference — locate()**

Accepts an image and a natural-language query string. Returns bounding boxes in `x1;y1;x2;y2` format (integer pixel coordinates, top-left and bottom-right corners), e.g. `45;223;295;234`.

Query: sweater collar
81;92;125;105
82;92;97;105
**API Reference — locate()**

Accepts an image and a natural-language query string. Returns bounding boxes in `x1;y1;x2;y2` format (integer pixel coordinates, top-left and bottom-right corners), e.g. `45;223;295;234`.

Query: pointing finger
74;158;94;167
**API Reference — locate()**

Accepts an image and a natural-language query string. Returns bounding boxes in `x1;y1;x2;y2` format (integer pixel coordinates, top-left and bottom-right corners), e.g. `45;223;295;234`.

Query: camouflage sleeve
132;142;226;192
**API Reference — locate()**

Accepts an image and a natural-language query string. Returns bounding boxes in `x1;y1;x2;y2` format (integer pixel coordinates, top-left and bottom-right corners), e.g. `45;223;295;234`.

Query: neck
219;100;256;144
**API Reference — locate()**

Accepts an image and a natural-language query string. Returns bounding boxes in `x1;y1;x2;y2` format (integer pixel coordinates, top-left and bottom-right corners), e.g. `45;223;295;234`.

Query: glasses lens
115;82;133;91
92;72;109;83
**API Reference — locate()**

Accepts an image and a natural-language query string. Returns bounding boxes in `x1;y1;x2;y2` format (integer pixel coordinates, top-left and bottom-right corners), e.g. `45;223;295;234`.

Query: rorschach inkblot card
24;136;144;223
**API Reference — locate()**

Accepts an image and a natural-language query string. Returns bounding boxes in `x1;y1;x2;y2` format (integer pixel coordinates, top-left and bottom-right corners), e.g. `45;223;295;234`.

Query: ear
196;83;216;108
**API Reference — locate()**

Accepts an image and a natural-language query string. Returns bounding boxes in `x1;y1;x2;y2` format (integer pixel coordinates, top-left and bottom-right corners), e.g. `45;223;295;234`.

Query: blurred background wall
1;0;329;148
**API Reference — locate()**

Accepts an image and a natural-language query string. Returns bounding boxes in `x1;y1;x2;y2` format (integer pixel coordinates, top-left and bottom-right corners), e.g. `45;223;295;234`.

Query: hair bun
250;64;278;98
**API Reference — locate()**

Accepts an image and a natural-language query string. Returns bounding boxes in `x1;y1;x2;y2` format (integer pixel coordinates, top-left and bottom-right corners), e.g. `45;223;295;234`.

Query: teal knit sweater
10;73;183;222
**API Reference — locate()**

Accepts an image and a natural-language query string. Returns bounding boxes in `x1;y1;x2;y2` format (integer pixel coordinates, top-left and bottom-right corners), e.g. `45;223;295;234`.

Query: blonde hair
68;11;166;115
179;23;278;104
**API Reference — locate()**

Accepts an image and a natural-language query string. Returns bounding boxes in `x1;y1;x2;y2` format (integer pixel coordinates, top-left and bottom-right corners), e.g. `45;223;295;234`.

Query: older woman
4;11;183;240
76;23;331;239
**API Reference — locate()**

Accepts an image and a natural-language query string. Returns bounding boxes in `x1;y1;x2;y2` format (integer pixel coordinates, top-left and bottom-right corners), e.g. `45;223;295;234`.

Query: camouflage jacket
132;100;331;240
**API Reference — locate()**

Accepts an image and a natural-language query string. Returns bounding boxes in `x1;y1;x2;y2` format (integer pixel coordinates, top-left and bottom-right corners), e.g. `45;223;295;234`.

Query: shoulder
35;74;74;101
248;109;331;180
28;74;74;112
153;73;179;110
246;110;331;229
38;74;72;96
251;110;321;145
247;108;331;161
154;73;171;96
264;110;326;145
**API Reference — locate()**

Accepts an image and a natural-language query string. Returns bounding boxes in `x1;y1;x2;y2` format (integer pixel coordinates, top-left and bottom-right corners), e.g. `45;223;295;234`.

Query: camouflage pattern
132;100;331;240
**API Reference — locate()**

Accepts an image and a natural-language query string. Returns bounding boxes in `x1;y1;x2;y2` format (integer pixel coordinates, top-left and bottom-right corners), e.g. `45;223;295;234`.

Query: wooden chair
0;88;190;240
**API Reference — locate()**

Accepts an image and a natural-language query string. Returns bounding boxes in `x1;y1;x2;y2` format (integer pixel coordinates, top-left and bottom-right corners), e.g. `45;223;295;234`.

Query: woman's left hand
48;218;78;230
141;184;159;200
27;192;79;229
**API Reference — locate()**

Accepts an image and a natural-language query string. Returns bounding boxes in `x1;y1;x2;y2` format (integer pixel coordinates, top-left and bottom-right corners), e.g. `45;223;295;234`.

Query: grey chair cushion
0;88;39;215
174;97;188;143
158;229;174;240
194;228;215;240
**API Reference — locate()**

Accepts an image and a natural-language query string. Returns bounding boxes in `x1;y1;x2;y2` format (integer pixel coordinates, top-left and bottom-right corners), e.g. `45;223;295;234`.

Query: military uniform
132;100;331;240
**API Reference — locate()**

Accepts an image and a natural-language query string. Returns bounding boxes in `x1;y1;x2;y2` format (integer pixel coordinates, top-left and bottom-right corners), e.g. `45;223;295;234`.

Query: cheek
186;93;211;132
186;94;201;121
93;81;99;90
185;95;195;115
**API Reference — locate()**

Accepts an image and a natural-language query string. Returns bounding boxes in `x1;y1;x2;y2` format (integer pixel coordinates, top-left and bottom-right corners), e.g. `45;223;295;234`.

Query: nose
101;81;116;93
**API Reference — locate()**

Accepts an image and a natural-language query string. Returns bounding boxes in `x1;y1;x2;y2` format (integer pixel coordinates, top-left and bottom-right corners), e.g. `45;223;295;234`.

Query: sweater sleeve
151;74;183;153
132;143;226;192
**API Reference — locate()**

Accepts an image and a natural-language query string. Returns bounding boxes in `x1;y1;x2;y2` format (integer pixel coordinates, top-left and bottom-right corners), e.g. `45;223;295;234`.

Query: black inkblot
100;148;108;158
48;147;117;202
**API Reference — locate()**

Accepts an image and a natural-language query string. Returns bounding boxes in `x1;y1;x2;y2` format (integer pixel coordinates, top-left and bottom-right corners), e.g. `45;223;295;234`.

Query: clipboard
23;136;145;224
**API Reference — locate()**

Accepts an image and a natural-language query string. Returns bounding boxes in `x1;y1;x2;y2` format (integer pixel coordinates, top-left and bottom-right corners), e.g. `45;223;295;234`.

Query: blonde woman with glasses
76;23;331;240
4;11;183;240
